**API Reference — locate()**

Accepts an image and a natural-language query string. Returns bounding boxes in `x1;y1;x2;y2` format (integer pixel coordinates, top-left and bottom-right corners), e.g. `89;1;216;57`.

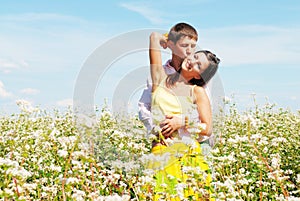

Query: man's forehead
178;36;197;43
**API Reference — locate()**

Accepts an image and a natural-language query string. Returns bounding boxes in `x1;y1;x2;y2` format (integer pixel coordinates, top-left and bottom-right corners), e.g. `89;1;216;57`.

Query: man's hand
160;115;184;137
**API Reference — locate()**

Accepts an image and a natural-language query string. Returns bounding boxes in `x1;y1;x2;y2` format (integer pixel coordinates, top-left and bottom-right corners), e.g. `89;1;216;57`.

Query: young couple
138;23;220;200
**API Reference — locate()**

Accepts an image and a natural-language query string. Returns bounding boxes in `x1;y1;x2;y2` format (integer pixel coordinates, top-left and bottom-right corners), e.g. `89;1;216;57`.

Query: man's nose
186;48;191;55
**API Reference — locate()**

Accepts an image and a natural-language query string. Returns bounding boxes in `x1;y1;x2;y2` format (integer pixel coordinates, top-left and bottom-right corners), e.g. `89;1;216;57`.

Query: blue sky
0;0;299;115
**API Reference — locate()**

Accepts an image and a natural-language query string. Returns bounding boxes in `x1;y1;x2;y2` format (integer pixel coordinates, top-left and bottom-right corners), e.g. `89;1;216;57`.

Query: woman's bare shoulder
193;85;206;94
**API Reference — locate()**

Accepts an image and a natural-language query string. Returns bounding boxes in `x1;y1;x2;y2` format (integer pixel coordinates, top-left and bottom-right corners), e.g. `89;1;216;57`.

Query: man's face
168;36;197;59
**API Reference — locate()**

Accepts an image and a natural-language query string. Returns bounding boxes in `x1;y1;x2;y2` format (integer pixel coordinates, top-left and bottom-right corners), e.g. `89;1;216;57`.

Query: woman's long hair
166;50;220;88
165;67;181;88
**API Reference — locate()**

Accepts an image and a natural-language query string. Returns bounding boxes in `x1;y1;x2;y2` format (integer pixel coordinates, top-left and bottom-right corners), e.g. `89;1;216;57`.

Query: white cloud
56;99;73;107
199;25;300;66
0;81;13;98
0;13;107;74
0;13;87;23
119;2;167;25
0;58;29;73
20;88;40;95
0;59;18;73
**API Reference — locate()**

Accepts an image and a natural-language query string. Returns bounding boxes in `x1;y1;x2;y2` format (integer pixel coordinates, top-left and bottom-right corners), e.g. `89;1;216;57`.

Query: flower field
0;101;299;200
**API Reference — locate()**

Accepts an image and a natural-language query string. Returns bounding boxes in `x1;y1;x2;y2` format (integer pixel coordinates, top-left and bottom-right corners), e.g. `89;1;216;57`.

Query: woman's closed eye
197;63;201;70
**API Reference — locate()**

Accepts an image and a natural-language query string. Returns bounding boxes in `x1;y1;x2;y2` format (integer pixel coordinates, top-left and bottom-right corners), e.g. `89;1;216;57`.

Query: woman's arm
193;86;213;136
149;32;166;92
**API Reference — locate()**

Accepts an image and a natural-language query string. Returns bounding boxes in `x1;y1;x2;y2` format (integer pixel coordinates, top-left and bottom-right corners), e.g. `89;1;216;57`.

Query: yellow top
151;79;197;138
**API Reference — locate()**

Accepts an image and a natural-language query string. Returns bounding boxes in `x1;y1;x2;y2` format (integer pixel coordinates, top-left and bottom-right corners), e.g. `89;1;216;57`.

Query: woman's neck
178;73;191;84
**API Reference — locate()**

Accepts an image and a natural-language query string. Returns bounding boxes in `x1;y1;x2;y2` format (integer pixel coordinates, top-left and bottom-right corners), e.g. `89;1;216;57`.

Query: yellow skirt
149;141;214;201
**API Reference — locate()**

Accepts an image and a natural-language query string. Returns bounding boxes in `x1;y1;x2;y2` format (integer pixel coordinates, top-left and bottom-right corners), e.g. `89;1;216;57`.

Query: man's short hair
168;22;198;43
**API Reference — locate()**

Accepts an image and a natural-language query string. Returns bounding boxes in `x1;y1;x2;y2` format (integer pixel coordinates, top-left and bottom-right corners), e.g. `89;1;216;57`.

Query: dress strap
190;85;197;103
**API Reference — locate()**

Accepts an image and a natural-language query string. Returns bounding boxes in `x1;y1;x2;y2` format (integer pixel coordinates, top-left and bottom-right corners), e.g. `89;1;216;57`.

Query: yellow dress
149;80;214;201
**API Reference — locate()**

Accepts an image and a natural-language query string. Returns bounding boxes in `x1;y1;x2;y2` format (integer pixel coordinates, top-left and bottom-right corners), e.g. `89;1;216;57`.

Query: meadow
0;100;299;200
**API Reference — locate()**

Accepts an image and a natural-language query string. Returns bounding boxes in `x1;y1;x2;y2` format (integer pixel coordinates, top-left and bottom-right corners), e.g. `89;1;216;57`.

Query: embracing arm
194;86;213;136
149;32;166;92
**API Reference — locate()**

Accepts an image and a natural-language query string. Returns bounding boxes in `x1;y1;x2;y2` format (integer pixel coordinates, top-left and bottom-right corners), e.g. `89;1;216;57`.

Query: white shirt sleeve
138;76;153;132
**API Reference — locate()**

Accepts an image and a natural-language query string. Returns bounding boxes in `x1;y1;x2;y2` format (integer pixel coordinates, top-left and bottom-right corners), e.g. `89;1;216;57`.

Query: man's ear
167;40;174;49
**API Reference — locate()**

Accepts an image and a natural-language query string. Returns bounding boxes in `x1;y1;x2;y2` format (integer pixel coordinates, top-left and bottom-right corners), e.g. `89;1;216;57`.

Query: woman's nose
187;55;195;63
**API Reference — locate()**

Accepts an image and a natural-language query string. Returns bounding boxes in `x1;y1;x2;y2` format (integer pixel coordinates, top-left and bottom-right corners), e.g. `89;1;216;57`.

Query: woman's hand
160;33;168;49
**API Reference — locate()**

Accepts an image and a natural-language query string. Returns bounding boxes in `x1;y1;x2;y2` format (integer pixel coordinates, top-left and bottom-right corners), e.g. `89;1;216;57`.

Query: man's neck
170;55;183;71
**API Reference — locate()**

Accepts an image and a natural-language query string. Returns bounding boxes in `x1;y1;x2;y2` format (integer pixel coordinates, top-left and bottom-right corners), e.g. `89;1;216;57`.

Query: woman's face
181;52;210;79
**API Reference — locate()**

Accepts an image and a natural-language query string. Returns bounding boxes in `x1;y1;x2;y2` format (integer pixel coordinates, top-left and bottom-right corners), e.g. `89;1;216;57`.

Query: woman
148;32;220;200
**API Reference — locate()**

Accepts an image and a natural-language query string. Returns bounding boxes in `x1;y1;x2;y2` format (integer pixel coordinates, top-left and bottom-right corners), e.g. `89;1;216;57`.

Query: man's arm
160;115;184;136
